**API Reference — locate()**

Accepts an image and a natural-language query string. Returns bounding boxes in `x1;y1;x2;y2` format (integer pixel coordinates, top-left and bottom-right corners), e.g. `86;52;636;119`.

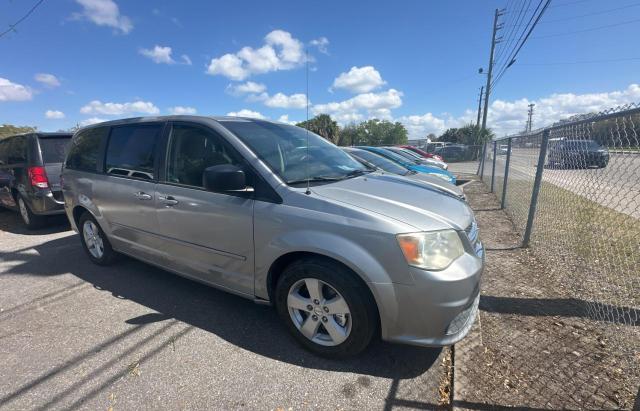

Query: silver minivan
61;116;483;357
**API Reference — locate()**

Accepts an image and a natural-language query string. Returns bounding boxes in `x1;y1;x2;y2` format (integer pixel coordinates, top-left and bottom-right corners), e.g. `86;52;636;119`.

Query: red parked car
399;145;444;162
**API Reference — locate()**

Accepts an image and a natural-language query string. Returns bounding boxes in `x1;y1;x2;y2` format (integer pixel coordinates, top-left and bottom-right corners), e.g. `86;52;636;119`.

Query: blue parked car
357;146;457;185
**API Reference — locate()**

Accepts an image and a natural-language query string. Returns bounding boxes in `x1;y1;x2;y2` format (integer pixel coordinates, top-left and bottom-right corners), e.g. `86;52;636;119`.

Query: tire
17;196;45;230
275;257;378;358
78;212;118;265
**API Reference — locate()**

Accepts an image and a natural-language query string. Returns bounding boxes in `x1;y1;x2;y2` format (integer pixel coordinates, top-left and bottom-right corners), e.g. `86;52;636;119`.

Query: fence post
478;143;486;177
500;138;512;209
490;141;497;192
523;130;549;247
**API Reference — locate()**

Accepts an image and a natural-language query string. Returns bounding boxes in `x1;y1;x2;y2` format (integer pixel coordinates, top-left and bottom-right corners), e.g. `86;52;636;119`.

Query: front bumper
371;242;484;347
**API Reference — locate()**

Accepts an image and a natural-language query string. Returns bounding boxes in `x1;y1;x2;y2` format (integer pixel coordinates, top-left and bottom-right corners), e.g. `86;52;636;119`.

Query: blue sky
1;0;639;137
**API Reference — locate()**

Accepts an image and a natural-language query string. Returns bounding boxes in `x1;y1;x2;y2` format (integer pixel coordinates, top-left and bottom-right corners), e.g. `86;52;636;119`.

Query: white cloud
139;45;191;65
34;73;61;88
207;30;306;80
331;66;386;94
394;83;640;139
310;37;329;54
45;110;65;119
0;78;33;101
487;83;640;136
226;109;267;119
277;114;297;125
263;92;308;109
396;112;449;139
226;81;267;96
139;45;174;64
313;89;403;120
80;100;160;115
168;106;197;115
80;117;108;126
73;0;133;34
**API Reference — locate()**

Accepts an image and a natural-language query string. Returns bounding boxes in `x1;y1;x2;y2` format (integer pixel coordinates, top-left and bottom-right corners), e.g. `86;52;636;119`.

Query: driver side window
166;124;241;188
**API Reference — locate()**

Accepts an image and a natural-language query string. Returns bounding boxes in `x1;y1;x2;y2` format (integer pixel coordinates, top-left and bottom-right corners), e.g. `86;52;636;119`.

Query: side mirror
203;164;246;192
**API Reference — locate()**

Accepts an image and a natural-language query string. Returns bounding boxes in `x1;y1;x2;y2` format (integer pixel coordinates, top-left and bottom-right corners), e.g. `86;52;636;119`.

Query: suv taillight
28;166;49;189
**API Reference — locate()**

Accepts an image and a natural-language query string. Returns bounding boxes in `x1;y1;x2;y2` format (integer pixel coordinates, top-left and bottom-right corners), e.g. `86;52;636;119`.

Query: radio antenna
304;47;311;195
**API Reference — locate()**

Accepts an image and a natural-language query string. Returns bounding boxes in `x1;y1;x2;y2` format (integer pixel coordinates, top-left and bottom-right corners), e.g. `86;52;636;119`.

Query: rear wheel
79;212;118;265
275;257;378;358
17;196;45;230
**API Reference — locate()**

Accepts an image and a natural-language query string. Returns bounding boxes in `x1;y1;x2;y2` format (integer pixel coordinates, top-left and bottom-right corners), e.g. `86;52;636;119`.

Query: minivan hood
312;173;473;232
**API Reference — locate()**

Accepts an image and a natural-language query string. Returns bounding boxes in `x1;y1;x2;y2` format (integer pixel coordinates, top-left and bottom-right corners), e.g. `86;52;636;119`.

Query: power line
0;0;46;39
492;0;552;89
532;17;640;38
494;0;532;67
518;56;640;65
503;0;595;13
505;2;640;26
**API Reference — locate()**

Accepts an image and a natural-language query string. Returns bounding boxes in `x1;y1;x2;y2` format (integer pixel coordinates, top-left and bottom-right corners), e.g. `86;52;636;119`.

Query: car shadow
1;235;441;379
0;211;70;235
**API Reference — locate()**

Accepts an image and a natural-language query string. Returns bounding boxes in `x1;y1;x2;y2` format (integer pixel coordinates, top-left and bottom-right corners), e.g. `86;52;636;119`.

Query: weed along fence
477;103;639;407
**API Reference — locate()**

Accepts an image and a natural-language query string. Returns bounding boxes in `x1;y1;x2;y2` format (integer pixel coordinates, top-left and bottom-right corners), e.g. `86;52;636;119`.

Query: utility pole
481;8;504;134
476;86;484;127
527;103;535;132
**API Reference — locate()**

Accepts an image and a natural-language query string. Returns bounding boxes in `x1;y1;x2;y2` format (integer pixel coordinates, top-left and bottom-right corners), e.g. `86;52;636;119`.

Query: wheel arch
266;251;382;331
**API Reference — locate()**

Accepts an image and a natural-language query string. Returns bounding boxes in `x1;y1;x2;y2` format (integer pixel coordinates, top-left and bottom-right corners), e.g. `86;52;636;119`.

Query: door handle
134;191;152;200
158;195;179;206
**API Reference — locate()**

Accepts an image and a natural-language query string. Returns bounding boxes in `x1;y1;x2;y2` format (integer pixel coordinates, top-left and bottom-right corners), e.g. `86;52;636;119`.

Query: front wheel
275;257;378;358
78;212;118;265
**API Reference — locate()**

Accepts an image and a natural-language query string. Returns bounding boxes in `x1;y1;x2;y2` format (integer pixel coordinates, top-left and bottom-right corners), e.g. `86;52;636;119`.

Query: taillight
28;166;49;189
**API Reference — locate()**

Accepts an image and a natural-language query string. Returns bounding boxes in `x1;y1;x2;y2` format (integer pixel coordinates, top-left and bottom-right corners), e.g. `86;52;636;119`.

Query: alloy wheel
287;278;352;346
83;220;105;259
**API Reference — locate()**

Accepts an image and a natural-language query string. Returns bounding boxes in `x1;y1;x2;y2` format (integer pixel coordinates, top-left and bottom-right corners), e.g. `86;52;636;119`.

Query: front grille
445;293;480;335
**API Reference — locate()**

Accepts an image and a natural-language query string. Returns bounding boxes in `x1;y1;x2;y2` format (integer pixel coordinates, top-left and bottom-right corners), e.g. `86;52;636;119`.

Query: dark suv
547;139;609;169
0;132;72;228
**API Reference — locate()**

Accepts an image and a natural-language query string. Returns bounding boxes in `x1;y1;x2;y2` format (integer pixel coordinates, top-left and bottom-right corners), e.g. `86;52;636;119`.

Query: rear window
39;137;71;164
105;124;162;180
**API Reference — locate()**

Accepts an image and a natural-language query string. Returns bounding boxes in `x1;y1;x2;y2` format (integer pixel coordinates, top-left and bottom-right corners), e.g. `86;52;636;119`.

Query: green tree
439;124;494;145
0;124;37;139
296;114;340;144
358;119;408;146
338;123;364;146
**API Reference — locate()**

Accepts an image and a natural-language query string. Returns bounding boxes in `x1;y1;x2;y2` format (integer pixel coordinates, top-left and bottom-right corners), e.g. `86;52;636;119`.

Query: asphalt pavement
0;210;447;410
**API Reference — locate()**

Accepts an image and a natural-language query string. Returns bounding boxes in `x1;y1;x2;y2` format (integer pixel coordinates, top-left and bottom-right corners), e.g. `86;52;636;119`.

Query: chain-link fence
478;103;639;407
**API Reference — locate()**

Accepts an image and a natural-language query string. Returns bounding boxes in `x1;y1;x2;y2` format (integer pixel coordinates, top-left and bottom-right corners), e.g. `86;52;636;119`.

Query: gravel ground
453;180;639;410
0;209;449;411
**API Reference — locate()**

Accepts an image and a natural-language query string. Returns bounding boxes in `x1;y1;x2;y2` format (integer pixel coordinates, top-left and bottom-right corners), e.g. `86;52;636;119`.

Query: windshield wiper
344;169;373;178
287;176;346;185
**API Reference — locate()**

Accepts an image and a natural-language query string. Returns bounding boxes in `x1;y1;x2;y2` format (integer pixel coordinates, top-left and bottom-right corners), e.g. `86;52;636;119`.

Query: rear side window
66;127;108;172
105;124;162;180
0;139;8;165
39;137;71;164
6;136;28;164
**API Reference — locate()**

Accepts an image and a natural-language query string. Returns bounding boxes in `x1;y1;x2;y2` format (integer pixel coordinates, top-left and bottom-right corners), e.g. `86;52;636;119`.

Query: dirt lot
0;210;449;410
453;180;639;410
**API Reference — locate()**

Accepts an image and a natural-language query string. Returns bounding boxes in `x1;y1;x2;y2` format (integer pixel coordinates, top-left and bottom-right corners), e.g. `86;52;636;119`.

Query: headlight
397;230;465;270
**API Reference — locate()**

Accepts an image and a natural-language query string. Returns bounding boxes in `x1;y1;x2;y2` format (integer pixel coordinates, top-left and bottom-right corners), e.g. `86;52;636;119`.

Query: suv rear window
39;137;71;164
105;124;162;180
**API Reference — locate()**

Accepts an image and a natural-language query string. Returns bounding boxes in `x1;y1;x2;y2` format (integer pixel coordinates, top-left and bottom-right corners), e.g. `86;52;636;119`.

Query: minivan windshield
221;121;369;185
39;137;71;164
